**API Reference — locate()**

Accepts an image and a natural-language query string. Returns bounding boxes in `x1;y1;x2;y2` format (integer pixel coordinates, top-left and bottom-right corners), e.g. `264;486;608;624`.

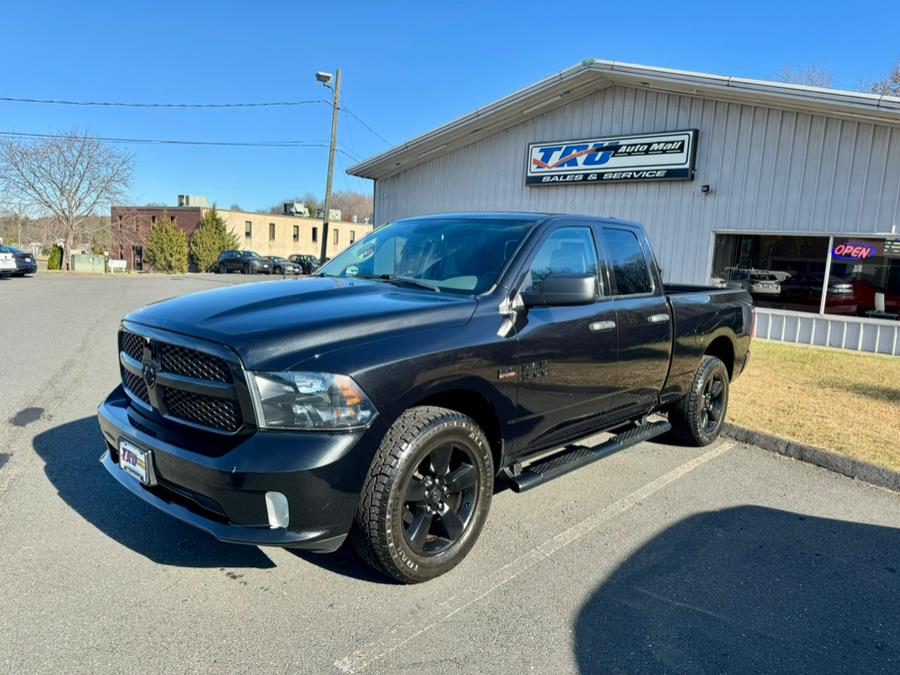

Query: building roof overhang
348;59;900;181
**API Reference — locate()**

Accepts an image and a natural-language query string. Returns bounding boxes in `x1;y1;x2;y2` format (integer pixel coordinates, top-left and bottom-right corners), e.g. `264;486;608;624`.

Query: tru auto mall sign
526;129;698;186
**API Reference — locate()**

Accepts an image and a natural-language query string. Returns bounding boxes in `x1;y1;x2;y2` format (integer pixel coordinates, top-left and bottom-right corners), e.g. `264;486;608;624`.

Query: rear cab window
601;227;655;296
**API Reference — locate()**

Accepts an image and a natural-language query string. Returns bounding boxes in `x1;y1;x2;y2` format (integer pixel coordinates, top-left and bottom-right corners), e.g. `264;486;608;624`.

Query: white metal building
349;59;900;355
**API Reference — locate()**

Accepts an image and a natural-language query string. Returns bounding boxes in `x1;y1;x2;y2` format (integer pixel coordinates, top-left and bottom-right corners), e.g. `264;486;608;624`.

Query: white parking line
333;440;736;673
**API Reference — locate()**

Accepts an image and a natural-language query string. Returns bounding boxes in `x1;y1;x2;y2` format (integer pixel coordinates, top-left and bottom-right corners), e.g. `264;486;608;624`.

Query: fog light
265;491;289;529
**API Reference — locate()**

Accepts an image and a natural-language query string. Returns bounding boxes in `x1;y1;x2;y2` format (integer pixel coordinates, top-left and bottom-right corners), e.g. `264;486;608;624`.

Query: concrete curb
722;423;900;493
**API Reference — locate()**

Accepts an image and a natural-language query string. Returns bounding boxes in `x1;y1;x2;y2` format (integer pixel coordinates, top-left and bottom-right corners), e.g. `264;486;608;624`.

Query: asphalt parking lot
1;272;899;673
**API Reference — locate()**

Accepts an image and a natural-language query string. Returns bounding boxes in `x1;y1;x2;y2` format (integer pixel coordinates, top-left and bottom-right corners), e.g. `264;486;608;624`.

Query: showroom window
711;234;899;321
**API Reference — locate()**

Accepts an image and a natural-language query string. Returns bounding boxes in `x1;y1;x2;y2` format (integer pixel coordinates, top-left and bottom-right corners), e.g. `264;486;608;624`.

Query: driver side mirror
522;274;598;307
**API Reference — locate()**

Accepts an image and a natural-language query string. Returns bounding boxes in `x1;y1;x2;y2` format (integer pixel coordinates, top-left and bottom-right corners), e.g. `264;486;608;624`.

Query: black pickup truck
98;213;752;582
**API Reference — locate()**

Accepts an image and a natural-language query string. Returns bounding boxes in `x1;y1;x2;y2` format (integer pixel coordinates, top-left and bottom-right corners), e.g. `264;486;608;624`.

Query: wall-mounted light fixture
701;184;711;194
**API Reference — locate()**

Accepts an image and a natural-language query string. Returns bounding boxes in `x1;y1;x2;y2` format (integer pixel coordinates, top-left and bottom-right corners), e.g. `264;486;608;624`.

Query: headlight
249;371;377;430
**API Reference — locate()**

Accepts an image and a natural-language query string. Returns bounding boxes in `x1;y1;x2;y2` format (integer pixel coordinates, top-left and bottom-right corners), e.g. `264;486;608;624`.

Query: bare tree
0;130;133;269
301;191;320;216
329;190;373;222
867;59;900;96
775;65;834;89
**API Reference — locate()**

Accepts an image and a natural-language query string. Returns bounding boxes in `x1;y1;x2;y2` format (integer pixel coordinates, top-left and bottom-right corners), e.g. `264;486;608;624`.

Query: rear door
512;224;621;453
599;226;672;414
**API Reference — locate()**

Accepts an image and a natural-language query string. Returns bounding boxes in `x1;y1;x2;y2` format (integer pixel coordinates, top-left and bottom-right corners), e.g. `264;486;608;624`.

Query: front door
511;225;620;454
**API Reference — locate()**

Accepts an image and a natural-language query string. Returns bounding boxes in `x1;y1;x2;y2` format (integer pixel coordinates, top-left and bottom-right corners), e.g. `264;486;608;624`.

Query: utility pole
319;67;341;263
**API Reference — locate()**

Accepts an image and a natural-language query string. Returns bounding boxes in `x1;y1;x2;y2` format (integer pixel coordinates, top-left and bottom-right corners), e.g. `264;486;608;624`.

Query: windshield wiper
355;274;441;293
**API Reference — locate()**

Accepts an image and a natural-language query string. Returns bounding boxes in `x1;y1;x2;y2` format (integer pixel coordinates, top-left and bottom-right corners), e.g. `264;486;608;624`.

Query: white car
0;249;16;275
748;273;781;295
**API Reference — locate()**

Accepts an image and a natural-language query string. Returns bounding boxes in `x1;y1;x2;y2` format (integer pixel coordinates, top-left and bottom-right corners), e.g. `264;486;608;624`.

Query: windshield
317;216;535;294
244;251;261;258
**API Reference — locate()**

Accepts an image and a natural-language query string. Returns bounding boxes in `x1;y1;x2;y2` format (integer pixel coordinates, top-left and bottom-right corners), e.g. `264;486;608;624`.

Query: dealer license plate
118;439;154;485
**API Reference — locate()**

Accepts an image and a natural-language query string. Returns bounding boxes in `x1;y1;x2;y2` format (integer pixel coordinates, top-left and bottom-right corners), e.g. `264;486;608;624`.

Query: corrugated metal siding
755;308;900;355
375;85;900;286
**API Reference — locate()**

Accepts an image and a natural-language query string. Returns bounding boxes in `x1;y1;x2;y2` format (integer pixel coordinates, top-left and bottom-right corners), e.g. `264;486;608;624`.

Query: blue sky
2;1;898;211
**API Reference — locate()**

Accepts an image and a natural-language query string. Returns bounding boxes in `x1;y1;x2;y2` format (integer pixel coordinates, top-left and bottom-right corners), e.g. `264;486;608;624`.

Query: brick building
110;199;373;271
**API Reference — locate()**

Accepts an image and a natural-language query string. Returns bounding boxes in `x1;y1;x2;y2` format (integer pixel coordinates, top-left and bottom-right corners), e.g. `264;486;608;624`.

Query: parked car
216;250;271;274
289;254;320;274
0;245;37;276
780;273;856;312
0;247;16;277
747;273;780;296
266;256;301;275
727;271;780;296
99;213;752;583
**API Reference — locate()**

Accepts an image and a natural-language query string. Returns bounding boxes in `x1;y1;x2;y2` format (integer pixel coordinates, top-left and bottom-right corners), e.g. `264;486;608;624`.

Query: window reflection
711;234;900;322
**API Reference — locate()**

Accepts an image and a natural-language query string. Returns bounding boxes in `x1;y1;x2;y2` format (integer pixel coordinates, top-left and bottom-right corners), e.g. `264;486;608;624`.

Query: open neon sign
832;241;878;261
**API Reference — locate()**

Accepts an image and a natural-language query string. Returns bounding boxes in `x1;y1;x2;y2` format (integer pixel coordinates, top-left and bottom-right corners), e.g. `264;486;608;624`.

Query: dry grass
729;340;900;472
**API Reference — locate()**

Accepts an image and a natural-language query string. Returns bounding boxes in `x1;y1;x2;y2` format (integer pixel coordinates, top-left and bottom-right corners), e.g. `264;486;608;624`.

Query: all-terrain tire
668;355;730;447
351;406;494;583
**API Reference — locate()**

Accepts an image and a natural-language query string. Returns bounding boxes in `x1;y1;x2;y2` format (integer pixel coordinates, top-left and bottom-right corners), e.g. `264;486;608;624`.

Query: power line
0;93;393;149
0;96;331;109
0;130;360;158
340;106;392;146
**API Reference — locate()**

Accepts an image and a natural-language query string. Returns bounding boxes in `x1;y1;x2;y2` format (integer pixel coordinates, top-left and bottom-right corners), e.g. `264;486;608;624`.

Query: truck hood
125;277;478;370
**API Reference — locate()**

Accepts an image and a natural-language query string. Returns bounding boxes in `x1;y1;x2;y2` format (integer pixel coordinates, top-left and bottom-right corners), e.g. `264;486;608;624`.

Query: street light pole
319;67;341;263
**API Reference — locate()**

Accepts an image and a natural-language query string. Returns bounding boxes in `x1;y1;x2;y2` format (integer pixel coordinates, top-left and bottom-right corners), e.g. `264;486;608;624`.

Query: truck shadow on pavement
574;505;900;672
32;416;275;569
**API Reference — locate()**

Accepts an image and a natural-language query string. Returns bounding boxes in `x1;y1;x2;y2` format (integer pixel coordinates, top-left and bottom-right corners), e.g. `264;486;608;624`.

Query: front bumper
97;386;379;552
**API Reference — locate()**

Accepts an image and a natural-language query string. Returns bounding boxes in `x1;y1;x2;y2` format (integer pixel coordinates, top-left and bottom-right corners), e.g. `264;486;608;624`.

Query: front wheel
351;406;494;583
668;355;729;446
242;263;250;274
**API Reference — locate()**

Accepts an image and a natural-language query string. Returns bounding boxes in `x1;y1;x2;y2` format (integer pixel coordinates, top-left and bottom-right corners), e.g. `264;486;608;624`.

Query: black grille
120;331;144;362
119;328;246;433
159;343;232;383
161;386;241;432
123;370;150;404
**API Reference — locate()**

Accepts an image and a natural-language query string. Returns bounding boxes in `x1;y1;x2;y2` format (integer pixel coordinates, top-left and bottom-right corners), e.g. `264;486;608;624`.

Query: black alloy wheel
401;441;479;556
242;263;250;274
352;406;494;583
700;370;726;434
668;355;730;446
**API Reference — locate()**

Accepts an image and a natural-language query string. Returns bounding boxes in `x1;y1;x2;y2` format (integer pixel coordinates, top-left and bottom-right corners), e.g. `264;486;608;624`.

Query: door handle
648;313;670;324
589;320;616;333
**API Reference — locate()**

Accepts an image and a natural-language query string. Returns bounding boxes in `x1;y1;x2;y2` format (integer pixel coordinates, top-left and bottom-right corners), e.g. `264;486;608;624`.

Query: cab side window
602;228;653;295
528;227;601;295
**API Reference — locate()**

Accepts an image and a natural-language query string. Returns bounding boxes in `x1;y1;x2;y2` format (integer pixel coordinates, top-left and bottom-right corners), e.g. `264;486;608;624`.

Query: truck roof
398;211;644;229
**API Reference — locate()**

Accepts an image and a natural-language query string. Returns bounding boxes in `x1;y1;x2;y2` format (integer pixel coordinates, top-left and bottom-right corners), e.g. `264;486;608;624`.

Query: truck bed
661;283;754;403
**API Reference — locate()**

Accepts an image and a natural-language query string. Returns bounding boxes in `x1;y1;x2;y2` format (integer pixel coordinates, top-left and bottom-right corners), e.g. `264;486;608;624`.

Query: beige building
110;200;374;270
217;208;374;259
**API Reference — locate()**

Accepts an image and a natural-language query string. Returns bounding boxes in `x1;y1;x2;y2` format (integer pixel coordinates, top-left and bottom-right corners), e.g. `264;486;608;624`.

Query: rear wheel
668;355;729;446
351;406;494;583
